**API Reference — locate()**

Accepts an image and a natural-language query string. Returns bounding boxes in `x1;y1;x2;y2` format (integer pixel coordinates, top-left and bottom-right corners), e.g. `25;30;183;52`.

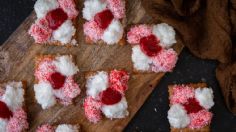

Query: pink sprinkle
58;0;78;19
84;96;102;123
106;0;125;19
35;57;56;82
53;76;80;105
151;48;178;72
188;110;213;129
29;19;52;43
170;85;195;104
109;70;129;94
127;24;152;44
6;108;29;132
36;124;54;132
83;20;104;42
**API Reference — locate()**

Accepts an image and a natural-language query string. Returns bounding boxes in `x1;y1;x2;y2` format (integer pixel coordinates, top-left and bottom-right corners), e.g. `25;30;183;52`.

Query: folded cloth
142;0;236;114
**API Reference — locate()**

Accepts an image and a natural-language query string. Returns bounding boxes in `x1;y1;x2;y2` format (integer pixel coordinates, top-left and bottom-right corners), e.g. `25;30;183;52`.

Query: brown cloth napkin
142;0;236;114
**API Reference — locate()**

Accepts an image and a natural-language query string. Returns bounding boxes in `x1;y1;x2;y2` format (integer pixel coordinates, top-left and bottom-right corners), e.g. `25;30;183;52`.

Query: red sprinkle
183;98;203;114
46;8;68;30
109;70;129;94
49;72;66;89
94;9;114;29
0;101;13;119
100;87;122;105
140;35;162;57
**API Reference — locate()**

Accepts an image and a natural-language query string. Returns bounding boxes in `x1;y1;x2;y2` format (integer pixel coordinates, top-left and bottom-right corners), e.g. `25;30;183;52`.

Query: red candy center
49;72;66;89
94;9;114;29
46;8;68;30
140;35;162;57
0;101;13;119
183;98;203;114
101;87;122;105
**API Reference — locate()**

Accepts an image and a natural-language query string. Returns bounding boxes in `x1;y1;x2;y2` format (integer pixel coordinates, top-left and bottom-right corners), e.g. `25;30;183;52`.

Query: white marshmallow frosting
195;88;214;109
102;19;124;45
1;82;24;111
167;104;190;128
82;0;107;21
34;0;59;19
86;71;109;99
54;55;79;77
55;124;78;132
152;23;176;48
101;97;129;119
131;45;152;71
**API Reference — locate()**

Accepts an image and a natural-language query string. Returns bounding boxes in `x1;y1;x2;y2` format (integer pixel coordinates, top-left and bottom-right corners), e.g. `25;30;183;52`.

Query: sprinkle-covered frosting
82;0;125;44
0;82;29;132
29;0;78;45
168;84;214;129
127;23;178;72
34;55;80;109
84;70;129;123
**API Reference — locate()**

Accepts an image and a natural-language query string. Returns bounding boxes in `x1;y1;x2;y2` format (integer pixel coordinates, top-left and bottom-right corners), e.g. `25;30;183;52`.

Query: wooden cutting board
0;0;183;131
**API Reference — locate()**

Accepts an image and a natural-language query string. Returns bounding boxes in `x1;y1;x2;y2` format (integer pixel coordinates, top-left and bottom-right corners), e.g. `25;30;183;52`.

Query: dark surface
0;0;235;132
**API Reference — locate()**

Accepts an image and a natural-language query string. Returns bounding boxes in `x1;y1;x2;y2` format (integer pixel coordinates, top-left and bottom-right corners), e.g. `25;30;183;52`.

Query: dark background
0;0;236;131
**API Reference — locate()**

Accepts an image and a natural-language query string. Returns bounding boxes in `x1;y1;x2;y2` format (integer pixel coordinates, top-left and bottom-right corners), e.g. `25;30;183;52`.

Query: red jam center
0;101;13;119
183;98;203;114
49;72;66;89
46;8;68;30
101;87;122;105
94;9;114;29
140;35;162;57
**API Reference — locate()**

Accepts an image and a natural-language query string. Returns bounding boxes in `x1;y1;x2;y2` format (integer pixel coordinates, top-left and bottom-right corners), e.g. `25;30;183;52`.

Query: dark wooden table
0;0;235;131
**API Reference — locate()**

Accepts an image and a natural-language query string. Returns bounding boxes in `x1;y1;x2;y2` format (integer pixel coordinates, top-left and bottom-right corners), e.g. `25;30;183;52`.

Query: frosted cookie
29;0;79;46
36;123;80;132
82;0;126;45
127;23;178;73
0;81;28;132
83;70;129;123
34;55;81;109
168;83;214;131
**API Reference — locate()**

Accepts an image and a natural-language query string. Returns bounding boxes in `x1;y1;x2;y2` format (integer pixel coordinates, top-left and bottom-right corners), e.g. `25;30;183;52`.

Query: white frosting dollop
52;20;76;44
34;82;56;109
102;19;124;45
152;23;176;48
1;82;24;111
131;45;152;71
54;55;79;77
195;88;214;109
0;119;8;132
167;104;190;128
55;124;78;132
101;97;129;119
86;71;109;99
34;0;59;18
82;0;107;21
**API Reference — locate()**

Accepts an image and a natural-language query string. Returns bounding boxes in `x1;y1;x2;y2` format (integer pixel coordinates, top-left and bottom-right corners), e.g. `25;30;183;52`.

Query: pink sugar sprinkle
58;0;78;19
36;124;54;132
106;0;125;19
127;24;152;44
83;20;104;42
29;19;52;43
53;76;80;105
35;57;56;82
109;70;129;94
84;96;102;123
151;48;178;72
170;85;195;104
188;110;213;129
6;108;29;132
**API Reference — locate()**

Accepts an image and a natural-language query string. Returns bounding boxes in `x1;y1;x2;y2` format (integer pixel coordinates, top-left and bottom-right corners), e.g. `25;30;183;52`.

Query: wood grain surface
0;0;183;131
